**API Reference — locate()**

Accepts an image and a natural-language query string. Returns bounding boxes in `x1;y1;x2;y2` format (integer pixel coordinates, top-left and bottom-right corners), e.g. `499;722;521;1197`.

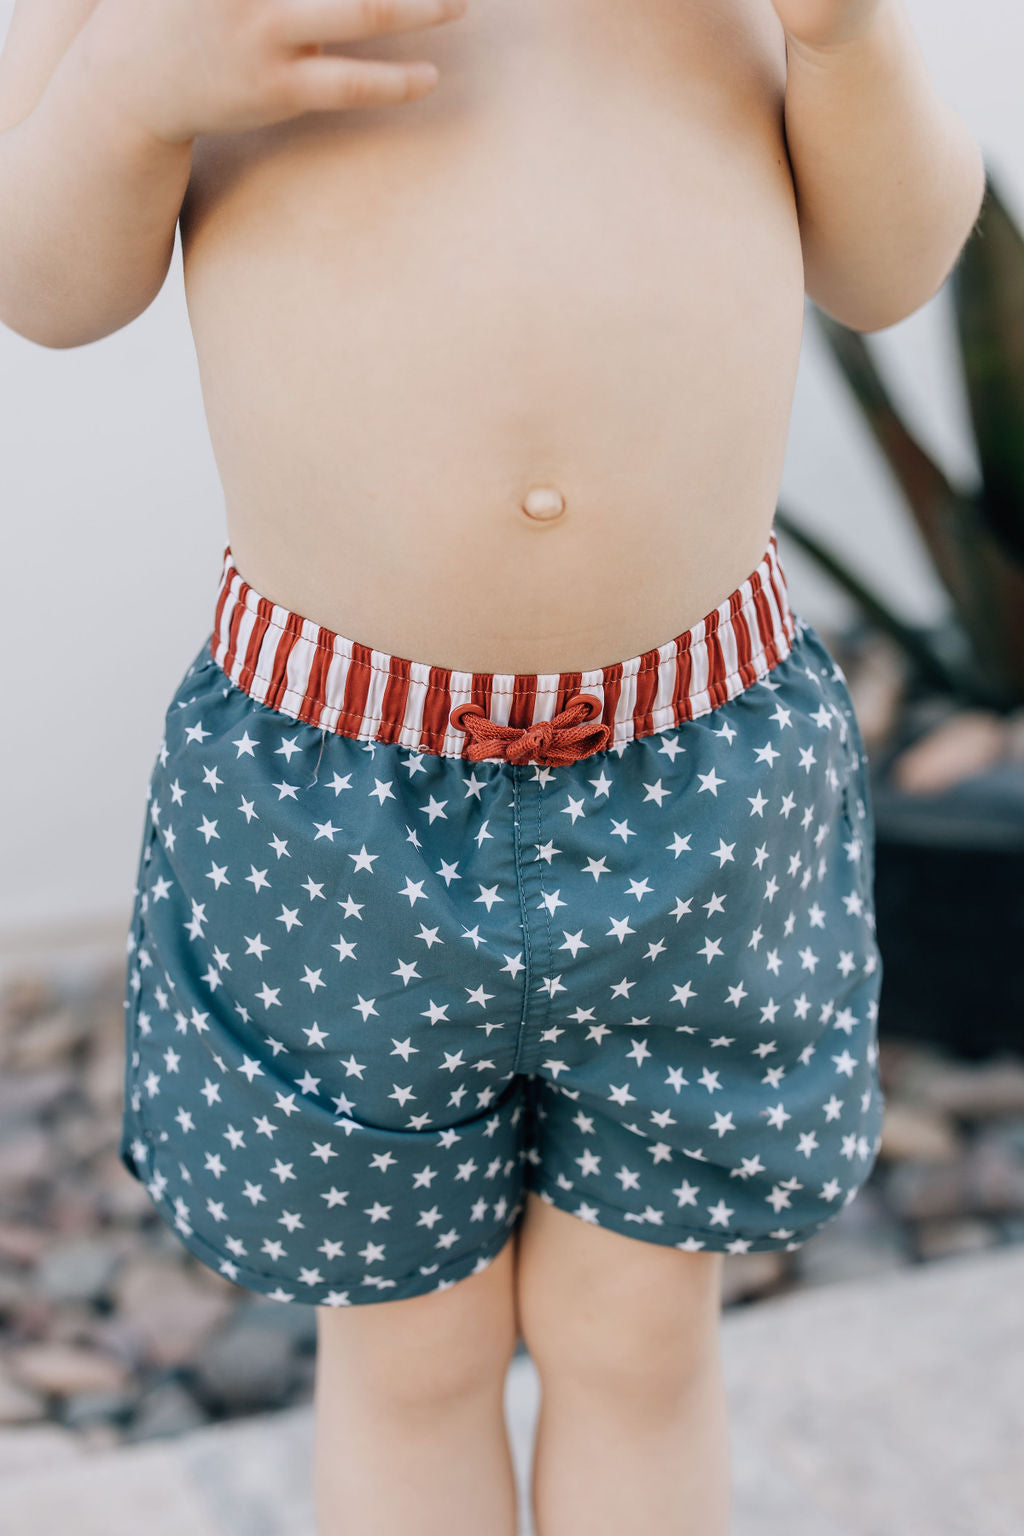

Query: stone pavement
2;1244;1022;1536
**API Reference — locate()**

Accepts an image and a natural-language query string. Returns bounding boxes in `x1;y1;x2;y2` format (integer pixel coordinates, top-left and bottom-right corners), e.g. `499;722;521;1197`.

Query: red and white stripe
209;530;797;759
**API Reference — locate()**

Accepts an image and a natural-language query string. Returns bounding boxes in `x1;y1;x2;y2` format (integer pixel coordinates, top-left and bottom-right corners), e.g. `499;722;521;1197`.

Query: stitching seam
217;579;793;686
528;1175;841;1242
125;1121;518;1290
212;642;794;738
511;768;533;1076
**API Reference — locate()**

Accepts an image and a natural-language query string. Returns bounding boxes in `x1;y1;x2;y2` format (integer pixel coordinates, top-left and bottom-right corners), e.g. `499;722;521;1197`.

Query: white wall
1;0;1020;949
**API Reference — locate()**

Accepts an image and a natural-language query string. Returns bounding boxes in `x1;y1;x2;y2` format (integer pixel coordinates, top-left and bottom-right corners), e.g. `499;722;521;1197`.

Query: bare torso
178;0;803;673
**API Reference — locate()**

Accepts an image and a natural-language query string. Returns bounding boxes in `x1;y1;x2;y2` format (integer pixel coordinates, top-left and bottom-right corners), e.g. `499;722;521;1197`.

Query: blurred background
1;0;1023;1531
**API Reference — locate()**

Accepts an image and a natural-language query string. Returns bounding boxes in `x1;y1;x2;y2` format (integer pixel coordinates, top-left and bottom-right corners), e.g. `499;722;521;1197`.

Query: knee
380;1322;517;1417
530;1320;722;1417
522;1261;724;1415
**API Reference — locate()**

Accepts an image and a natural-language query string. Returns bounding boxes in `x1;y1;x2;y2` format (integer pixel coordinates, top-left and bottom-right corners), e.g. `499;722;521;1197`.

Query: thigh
315;1226;520;1414
513;1190;724;1395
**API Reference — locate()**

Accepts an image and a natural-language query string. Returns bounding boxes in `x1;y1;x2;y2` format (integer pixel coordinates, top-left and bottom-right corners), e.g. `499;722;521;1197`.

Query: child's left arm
774;0;987;333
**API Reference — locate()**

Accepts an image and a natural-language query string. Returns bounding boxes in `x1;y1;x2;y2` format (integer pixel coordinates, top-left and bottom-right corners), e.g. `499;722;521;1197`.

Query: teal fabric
120;614;884;1306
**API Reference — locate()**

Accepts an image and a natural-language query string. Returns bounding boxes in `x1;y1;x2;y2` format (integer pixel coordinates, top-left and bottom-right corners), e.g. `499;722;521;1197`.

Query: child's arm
0;0;465;351
0;0;193;348
775;0;987;334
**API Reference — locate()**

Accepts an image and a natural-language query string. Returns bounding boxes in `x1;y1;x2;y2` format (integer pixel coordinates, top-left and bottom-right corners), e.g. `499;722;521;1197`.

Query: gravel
0;950;1021;1446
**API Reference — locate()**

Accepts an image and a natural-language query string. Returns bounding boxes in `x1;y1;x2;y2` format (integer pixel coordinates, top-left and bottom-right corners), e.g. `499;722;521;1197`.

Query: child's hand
768;0;885;52
74;0;469;148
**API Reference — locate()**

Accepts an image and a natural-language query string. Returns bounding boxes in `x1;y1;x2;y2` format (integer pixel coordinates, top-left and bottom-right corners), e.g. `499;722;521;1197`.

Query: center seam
509;766;554;1078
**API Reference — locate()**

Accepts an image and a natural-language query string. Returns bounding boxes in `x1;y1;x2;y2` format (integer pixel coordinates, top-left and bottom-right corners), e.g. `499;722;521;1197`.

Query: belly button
520;485;566;522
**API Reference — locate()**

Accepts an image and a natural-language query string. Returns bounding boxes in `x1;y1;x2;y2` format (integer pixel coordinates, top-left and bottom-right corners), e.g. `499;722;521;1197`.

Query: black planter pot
869;757;1024;1060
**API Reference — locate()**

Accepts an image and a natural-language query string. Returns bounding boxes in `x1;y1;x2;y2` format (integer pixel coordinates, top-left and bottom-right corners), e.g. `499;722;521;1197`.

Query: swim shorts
119;526;885;1306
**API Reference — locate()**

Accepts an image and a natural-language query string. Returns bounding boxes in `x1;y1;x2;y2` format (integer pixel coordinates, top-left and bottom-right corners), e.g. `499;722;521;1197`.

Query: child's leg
312;1230;520;1536
516;1191;731;1536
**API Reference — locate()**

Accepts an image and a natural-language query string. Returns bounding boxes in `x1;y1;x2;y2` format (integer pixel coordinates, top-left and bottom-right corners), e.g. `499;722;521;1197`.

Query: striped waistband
208;527;797;760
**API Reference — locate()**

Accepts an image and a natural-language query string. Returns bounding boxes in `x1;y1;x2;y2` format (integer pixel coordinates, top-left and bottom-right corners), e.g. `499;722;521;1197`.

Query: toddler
0;1;985;1531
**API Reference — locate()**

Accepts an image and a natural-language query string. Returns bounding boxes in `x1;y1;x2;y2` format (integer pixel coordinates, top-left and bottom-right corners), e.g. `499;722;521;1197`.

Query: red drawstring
449;692;611;766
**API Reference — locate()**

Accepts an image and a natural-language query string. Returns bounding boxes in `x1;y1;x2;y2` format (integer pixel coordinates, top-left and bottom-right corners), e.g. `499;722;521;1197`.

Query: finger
281;51;441;110
273;0;468;50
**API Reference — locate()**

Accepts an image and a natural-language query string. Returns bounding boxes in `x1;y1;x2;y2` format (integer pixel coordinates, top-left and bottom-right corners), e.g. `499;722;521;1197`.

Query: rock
895;1054;1024;1121
36;1237;125;1306
49;1302;114;1348
7;1341;132;1397
794;1186;909;1287
0;1066;77;1119
292;1355;317;1396
720;1250;791;1308
0;1270;29;1315
7;1006;90;1071
92;1152;160;1222
913;1217;999;1262
0;973;63;1033
876;1099;962;1163
55;1109;117;1164
964;1137;1024;1214
112;1253;237;1368
884;1159;968;1221
0;1126;54;1195
189;1321;297;1413
46;1179;103;1235
0;1359;47;1424
0;1220;48;1267
875;1038;948;1097
979;1117;1024;1163
86;994;127;1054
236;1294;319;1351
80;1312;150;1372
83;1045;126;1113
124;1379;210;1442
5;1291;57;1341
795;1226;908;1287
59;1387;140;1429
76;1420;123;1452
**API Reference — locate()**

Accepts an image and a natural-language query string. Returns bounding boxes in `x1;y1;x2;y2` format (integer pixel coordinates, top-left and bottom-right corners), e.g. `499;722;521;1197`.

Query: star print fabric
120;542;885;1307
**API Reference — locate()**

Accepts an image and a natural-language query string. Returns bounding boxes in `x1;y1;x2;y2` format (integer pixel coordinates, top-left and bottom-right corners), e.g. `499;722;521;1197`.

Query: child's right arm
0;0;469;350
0;0;195;348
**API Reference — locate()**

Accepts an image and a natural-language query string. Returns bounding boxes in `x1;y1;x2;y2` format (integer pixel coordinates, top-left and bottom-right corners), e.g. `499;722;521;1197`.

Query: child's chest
178;0;790;305
173;0;802;673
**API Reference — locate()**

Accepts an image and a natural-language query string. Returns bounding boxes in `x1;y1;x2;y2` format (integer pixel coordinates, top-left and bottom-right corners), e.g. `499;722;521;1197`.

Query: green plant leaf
814;307;1024;706
814;312;970;609
952;169;1024;568
773;506;998;703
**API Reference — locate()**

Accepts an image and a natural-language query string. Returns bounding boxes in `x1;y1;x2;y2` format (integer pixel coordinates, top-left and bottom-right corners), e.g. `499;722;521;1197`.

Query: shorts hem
119;1119;521;1306
524;1174;845;1255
